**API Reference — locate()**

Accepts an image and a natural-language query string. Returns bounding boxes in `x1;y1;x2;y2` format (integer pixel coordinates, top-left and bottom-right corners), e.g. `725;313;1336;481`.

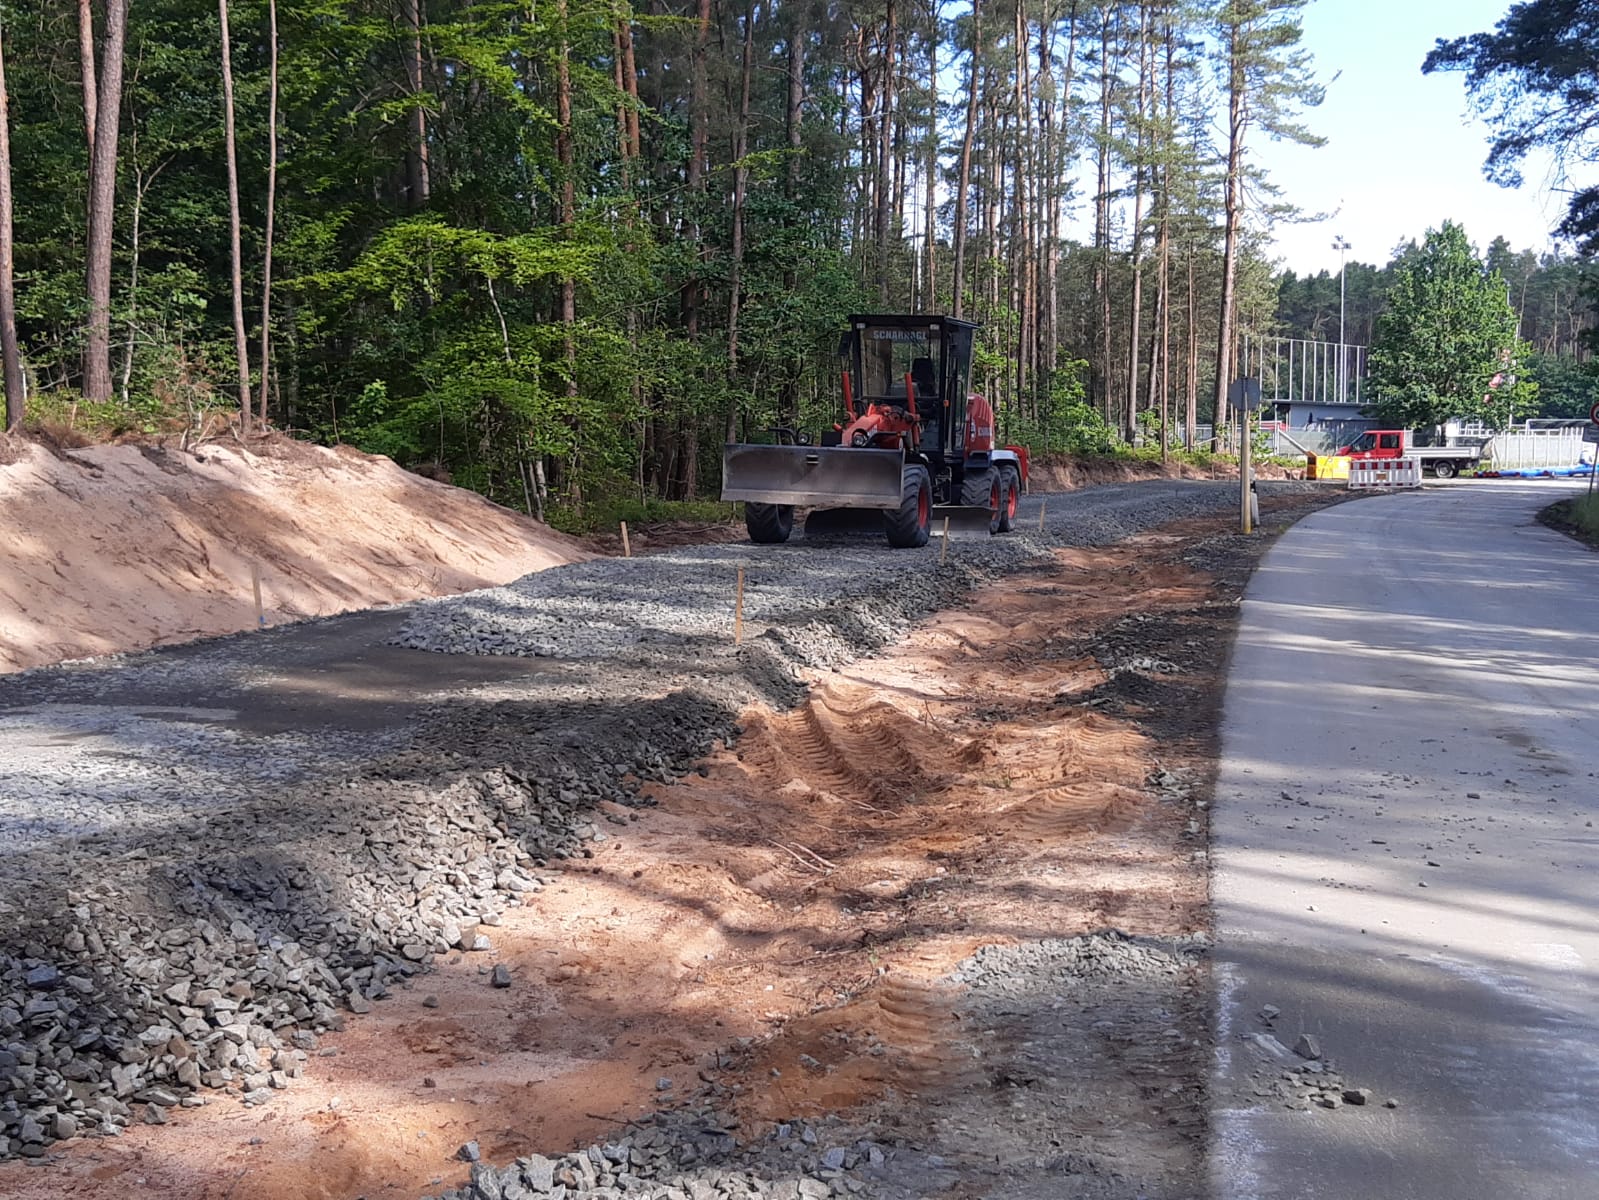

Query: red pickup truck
1336;429;1484;479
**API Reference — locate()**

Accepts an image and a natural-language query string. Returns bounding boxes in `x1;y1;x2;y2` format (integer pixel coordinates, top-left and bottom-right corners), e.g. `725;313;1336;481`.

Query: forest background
0;0;1593;524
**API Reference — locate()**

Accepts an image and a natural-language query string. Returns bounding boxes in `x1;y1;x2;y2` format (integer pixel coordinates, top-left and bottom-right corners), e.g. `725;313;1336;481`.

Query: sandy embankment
0;435;588;673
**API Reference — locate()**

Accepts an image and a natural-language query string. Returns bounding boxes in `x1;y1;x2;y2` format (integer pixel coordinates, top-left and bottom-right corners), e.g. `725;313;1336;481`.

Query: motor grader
720;314;1029;548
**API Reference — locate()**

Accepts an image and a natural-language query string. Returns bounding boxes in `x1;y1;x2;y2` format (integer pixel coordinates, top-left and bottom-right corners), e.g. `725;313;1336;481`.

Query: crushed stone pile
430;1110;901;1200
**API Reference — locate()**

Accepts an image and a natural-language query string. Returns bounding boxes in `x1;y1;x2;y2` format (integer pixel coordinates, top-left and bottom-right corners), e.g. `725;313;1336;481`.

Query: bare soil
0;432;587;673
1028;453;1305;492
0;493;1335;1200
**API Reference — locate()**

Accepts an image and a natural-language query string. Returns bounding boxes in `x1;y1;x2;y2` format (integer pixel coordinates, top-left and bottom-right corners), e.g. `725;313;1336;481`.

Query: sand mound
0;434;589;673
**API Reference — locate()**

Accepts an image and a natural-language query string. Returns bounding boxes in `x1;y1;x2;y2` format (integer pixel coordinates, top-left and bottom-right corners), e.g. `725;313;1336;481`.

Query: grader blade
932;504;999;536
720;444;906;508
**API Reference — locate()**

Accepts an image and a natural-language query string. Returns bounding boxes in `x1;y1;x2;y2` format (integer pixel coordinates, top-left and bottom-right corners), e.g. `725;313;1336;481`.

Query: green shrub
545;497;739;536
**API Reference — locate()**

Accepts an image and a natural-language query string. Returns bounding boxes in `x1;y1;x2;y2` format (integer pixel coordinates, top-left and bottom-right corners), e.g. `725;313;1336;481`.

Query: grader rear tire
996;465;1020;532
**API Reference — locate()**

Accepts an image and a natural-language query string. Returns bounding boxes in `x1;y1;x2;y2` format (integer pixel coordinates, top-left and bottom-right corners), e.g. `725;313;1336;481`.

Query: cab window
1378;433;1402;451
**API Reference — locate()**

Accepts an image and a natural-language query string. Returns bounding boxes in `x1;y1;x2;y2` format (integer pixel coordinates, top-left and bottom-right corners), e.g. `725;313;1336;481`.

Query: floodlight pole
1333;236;1351;404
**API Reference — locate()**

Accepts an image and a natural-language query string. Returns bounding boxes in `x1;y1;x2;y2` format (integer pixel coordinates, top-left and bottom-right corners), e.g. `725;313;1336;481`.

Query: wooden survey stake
734;565;745;645
250;562;265;629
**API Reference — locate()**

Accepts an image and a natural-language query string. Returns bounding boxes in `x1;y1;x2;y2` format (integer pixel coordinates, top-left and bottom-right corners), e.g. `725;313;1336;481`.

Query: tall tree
1211;0;1322;436
258;0;280;423
218;0;251;431
0;12;21;430
77;0;97;157
82;0;129;404
402;0;431;206
951;0;983;317
725;0;757;441
1425;1;1599;252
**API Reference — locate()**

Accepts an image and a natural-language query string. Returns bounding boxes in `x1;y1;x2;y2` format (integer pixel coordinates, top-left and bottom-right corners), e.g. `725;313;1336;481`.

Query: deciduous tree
1368;221;1534;431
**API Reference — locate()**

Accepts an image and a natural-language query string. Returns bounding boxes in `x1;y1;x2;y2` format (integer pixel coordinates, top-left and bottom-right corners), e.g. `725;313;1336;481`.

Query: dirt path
0;494;1334;1200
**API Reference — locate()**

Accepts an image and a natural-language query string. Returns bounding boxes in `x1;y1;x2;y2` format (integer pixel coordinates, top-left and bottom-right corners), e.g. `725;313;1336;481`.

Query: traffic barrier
1308;454;1351;481
1347;457;1422;490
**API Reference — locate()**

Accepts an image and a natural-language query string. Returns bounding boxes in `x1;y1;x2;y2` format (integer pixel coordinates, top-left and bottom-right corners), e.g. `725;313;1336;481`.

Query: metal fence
1241;336;1368;408
1260;421;1376;456
1482;428;1588;470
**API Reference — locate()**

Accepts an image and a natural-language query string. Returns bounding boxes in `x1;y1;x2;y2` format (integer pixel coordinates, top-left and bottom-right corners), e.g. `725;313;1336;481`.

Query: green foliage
1526;351;1599;419
1003;360;1116;454
545;498;738;537
1424;1;1599;252
1367;222;1535;431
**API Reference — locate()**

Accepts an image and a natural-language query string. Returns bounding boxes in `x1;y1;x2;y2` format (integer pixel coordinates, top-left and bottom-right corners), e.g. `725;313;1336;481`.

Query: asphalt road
1210;482;1599;1199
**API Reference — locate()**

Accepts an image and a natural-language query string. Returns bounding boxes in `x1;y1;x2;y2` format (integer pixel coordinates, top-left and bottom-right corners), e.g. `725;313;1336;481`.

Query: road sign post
1587;402;1599;495
1230;379;1263;534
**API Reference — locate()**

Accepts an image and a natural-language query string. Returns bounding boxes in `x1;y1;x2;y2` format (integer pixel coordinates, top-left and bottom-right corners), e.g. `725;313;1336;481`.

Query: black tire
959;468;1002;535
885;466;932;548
1432;459;1458;480
996;465;1020;532
745;502;794;544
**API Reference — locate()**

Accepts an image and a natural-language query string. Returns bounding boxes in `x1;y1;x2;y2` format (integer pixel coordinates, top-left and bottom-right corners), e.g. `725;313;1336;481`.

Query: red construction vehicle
720;314;1030;547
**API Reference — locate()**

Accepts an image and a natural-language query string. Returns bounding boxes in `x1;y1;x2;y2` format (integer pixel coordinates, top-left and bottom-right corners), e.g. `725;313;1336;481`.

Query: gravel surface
396;482;1309;664
427;1109;903;1200
0;480;1315;1164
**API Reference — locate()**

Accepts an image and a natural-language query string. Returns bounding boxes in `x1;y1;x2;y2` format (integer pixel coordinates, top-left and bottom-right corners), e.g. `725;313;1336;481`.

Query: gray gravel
427;1109;905;1200
397;482;1313;662
0;479;1312;1164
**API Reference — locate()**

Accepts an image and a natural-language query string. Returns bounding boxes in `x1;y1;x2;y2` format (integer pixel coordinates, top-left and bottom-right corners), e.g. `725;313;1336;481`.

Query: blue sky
1262;0;1566;274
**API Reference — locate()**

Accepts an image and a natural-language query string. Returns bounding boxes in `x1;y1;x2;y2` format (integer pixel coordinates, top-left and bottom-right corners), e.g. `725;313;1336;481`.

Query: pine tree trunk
0;16;22;430
219;0;251;430
403;0;431;206
876;0;896;304
619;12;641;162
779;3;805;422
258;0;279;424
679;0;712;499
1124;3;1151;442
725;0;756;443
1013;0;1032;413
119;151;169;405
558;0;580;507
951;0;982;318
1093;4;1116;424
923;0;938;311
77;0;97;158
1186;244;1199;449
684;0;711;342
613;26;631;187
1214;7;1246;438
1155;18;1174;463
83;0;128;405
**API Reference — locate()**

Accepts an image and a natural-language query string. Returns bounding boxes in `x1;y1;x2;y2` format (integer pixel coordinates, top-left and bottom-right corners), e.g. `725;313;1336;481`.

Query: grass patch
546;497;740;536
1538;493;1599;549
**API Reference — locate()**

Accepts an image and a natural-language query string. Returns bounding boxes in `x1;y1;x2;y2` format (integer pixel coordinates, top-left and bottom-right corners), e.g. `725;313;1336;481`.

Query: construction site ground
0;483;1342;1200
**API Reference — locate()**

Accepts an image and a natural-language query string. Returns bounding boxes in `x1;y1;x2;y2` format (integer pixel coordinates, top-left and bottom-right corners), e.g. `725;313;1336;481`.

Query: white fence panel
1348;458;1422;490
1484;430;1585;470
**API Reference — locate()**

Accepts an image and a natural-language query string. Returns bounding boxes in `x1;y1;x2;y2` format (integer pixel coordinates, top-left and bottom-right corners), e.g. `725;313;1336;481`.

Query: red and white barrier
1347;457;1422;490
